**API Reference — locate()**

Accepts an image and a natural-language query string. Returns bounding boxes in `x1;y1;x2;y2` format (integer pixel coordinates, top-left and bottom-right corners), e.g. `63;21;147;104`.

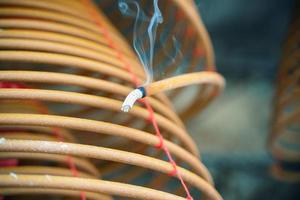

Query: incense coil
269;11;300;182
0;0;223;199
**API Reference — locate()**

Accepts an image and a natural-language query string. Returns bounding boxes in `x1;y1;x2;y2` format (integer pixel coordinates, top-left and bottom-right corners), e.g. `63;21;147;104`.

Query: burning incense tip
121;87;146;112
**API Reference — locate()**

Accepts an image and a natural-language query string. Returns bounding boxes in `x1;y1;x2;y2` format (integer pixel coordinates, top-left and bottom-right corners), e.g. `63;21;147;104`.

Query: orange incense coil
0;0;223;199
269;10;300;182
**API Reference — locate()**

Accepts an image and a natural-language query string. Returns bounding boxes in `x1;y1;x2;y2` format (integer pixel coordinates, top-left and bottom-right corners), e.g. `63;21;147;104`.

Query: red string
0;159;18;167
81;1;193;199
193;47;204;57
186;26;194;37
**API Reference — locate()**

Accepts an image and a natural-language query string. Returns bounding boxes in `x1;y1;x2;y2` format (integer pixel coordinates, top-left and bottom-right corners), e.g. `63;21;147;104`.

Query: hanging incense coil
269;9;300;182
0;0;223;199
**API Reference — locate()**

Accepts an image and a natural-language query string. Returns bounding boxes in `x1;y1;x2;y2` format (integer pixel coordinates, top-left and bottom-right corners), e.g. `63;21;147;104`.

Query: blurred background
189;0;300;199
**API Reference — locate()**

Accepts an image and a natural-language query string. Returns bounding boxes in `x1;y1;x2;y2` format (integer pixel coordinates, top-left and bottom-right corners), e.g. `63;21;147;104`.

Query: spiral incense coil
0;0;223;199
269;10;300;182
